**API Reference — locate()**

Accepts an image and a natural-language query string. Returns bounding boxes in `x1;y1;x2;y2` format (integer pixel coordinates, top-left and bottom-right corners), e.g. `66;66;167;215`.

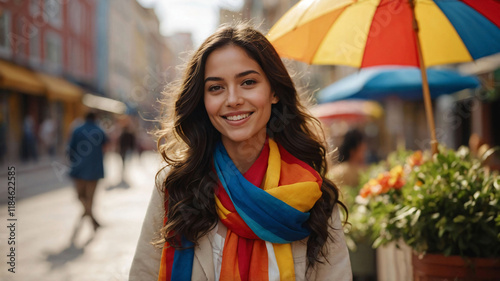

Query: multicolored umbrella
317;66;480;103
268;0;500;153
267;0;500;67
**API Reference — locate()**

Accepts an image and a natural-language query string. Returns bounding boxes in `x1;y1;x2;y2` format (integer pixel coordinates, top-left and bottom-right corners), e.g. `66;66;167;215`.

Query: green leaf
473;191;480;200
438;227;445;238
411;209;421;226
453;215;466;223
481;147;499;162
494;179;500;190
372;236;384;248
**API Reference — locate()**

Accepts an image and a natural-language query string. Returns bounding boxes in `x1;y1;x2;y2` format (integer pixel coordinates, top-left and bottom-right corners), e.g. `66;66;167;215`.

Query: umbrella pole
410;0;439;155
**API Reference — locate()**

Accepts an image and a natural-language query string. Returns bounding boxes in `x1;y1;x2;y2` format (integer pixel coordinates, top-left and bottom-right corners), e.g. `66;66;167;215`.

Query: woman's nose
226;87;243;107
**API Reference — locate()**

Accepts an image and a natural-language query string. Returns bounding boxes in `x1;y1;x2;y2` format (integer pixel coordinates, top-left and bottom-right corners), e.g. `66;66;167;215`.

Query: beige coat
129;188;352;281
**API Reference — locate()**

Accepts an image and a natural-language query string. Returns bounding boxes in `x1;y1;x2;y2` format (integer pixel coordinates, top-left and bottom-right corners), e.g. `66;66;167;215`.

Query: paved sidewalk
0;151;164;281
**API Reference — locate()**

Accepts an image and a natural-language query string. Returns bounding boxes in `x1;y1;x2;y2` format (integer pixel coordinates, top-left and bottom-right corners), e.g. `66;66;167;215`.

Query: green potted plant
341;150;415;280
355;146;500;280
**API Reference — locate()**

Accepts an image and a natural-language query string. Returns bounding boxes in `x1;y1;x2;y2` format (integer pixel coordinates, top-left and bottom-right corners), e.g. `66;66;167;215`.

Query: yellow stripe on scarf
264;139;322;212
273;243;295;281
215;196;230;220
263;139;281;189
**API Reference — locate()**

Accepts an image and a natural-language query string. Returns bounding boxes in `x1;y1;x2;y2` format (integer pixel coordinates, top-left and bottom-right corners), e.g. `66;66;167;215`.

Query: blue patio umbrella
317;66;480;104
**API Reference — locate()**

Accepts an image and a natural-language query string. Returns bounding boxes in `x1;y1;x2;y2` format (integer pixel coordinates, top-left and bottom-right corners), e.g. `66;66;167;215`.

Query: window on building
15;17;28;59
0;11;11;55
69;38;82;76
29;25;40;62
44;0;62;28
44;31;62;70
70;1;82;35
29;0;42;16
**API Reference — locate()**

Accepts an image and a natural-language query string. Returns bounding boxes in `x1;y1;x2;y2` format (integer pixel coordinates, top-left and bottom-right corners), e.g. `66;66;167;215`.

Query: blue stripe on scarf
170;237;194;281
214;142;311;243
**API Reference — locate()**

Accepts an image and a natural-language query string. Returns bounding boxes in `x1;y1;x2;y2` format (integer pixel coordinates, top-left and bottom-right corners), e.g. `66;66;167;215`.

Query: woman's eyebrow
235;70;260;78
204;76;223;83
205;70;261;84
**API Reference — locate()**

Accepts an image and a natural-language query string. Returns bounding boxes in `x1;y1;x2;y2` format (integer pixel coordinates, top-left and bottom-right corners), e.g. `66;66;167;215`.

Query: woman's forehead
204;45;264;78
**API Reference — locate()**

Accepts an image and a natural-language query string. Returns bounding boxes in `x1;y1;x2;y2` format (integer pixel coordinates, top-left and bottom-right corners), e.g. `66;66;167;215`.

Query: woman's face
204;44;278;148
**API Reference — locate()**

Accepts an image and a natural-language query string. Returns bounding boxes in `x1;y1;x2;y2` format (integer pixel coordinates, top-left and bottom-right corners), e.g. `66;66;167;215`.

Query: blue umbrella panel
317;66;480;104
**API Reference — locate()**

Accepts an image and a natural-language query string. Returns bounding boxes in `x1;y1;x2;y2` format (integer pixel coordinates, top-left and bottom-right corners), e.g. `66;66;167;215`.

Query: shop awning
37;73;83;102
82;93;127;114
0;60;45;95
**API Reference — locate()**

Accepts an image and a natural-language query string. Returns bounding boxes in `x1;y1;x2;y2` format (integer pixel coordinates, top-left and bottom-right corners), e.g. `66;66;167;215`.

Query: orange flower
359;165;406;198
388;165;405;189
360;186;371;198
377;172;390;187
393;178;405;190
369;183;383;195
407;151;424;167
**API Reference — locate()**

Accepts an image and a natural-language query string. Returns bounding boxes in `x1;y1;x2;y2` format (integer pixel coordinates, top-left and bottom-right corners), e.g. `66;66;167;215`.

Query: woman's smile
222;112;253;122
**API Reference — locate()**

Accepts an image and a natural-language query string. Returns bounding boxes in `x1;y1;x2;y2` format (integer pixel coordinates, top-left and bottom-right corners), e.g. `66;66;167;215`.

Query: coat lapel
193;234;215;281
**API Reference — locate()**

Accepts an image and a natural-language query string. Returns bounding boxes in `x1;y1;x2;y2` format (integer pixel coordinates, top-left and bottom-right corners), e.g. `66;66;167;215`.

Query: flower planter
412;253;500;281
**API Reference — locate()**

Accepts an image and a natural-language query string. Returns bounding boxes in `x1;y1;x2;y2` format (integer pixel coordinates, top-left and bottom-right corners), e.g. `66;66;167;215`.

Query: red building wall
0;0;96;85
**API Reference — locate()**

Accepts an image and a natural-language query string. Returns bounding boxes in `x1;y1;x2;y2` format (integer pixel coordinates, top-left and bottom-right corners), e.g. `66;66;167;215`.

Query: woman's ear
271;93;279;104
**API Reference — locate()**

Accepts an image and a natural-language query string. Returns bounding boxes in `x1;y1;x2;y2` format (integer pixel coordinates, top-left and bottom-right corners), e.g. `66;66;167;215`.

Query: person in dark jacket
118;124;136;182
68;112;108;230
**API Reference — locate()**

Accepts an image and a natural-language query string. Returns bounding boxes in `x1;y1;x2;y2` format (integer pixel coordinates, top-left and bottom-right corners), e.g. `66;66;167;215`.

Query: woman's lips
222;112;253;125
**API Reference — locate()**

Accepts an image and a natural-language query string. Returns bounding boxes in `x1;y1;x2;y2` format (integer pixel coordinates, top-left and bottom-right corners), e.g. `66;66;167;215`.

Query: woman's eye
208;85;222;92
242;80;256;86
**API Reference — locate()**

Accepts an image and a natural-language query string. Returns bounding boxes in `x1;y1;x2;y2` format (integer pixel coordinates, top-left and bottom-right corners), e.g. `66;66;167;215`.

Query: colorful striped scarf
158;138;323;281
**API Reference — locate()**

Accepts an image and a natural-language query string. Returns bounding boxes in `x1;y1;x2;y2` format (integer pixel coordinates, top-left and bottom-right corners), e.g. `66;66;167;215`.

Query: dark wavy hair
155;23;347;269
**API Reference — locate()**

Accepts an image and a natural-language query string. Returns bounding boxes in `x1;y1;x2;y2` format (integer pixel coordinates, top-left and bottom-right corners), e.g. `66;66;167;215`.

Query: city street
0;151;163;281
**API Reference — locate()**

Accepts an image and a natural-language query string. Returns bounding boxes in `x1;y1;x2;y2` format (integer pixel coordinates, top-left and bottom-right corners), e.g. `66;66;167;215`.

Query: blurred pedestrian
68;112;108;230
20;115;38;162
40;116;57;158
118;124;136;182
329;128;367;188
130;24;351;281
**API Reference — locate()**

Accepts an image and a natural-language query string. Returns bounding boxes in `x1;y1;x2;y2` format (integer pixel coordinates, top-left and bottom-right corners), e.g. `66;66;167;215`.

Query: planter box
412;253;500;281
376;241;413;281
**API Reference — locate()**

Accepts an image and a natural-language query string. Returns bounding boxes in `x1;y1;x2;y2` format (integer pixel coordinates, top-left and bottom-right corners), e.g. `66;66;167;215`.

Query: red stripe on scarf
237;238;254;281
164;245;175;280
244;140;269;187
159;216;176;281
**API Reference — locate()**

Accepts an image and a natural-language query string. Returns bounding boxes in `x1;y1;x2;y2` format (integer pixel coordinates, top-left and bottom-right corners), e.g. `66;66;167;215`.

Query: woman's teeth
226;113;251;121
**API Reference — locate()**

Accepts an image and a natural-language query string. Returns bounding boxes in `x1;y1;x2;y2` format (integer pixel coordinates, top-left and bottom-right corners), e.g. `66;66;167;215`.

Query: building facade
0;0;96;163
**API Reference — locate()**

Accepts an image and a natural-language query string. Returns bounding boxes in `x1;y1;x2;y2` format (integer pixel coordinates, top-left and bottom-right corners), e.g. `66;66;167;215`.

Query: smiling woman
129;23;352;281
204;45;279;172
